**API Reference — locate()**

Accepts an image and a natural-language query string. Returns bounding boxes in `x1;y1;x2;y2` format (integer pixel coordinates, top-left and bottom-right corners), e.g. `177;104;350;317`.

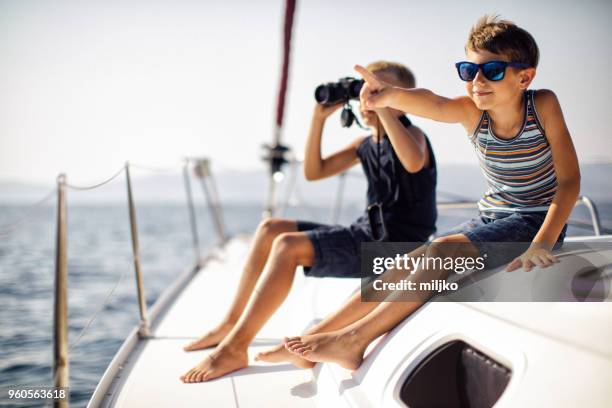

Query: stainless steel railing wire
60;160;216;352
0;164;193;382
60;165;129;352
61;163;184;352
63;166;126;191
0;188;56;238
67;230;170;352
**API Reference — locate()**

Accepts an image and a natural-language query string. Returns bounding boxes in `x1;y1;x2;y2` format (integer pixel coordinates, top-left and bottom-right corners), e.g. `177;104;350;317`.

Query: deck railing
49;158;225;407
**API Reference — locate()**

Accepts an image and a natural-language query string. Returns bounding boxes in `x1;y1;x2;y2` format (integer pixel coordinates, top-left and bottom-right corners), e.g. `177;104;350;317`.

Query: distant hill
1;163;611;206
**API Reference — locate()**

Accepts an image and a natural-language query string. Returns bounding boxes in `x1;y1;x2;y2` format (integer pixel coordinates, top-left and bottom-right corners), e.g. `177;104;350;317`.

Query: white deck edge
87;245;226;408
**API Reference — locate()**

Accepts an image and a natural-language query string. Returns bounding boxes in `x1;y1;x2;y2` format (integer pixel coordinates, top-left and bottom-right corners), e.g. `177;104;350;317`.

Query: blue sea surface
0;199;610;407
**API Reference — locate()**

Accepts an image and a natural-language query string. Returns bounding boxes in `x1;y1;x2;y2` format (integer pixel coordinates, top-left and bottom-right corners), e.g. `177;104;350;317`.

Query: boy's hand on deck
355;65;393;109
506;246;559;272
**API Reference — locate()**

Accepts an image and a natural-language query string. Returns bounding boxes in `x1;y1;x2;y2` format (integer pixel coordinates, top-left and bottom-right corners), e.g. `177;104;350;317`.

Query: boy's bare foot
254;339;315;369
284;330;367;371
183;322;233;352
180;345;248;383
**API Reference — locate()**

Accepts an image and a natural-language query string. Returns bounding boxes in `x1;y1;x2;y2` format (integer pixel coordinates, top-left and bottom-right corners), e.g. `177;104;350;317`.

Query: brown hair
366;61;416;88
466;14;539;68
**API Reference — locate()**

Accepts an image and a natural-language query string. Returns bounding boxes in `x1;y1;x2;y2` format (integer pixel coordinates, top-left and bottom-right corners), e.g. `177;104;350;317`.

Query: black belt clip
367;202;388;242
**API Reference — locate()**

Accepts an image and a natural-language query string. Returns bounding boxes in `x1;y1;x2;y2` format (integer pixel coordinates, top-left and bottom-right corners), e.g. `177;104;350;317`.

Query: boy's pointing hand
355;65;393;110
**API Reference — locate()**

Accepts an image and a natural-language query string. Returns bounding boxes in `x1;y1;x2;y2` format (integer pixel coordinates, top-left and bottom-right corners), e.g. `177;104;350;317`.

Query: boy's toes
285;339;303;349
295;346;311;355
180;369;193;382
284;336;301;345
287;342;305;353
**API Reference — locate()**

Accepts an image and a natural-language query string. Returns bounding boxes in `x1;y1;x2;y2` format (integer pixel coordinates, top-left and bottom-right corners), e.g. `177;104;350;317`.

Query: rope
65;166;125;191
0;188;56;238
68;266;129;352
66;231;169;352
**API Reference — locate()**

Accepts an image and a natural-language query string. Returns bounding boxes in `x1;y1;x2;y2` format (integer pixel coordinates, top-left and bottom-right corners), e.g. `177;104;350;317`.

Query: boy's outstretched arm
355;65;481;133
303;103;363;181
506;90;581;272
376;108;428;173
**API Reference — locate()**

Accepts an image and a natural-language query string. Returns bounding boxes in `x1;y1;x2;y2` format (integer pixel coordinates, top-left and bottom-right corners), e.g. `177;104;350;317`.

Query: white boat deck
95;237;358;407
91;236;612;408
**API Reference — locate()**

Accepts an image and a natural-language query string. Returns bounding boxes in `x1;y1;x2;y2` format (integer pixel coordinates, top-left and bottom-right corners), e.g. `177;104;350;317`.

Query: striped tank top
469;90;557;217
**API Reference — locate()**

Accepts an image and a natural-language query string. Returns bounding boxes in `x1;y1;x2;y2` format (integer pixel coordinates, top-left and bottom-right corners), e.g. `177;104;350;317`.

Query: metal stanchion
207;170;226;242
53;174;69;408
183;161;202;265
194;159;227;244
125;163;151;338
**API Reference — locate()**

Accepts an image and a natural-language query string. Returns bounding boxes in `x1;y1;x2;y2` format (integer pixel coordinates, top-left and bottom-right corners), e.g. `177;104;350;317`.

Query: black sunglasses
455;60;529;82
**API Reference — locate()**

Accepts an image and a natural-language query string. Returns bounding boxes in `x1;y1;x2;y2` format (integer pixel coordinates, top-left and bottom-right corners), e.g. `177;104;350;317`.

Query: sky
1;0;611;184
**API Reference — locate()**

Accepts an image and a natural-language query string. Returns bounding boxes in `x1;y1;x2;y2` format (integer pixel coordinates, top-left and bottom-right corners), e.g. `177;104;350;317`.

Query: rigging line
67;237;158;352
0;188;56;238
68;265;130;353
67;223;187;352
65;166;125;191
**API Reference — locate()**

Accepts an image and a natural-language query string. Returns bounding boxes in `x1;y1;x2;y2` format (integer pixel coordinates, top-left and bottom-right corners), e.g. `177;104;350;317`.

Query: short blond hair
366;61;416;88
466;14;539;68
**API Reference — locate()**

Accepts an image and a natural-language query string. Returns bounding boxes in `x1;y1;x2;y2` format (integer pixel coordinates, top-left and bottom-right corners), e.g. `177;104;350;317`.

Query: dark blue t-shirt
353;116;437;241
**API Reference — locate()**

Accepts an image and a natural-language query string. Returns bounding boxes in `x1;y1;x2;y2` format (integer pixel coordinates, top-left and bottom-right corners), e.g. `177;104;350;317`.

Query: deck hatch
400;340;511;408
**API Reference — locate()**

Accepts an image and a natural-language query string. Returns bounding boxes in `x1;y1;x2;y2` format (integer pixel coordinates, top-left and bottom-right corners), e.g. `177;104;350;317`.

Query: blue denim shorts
297;220;367;278
439;212;567;269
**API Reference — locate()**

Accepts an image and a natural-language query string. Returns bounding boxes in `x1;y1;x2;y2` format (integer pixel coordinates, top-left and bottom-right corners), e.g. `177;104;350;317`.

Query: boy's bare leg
181;232;317;382
183;219;298;351
257;244;429;366
285;235;478;370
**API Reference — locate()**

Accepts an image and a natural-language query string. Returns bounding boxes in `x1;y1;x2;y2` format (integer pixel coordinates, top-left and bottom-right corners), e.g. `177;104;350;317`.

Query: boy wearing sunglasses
356;14;580;273
278;15;580;372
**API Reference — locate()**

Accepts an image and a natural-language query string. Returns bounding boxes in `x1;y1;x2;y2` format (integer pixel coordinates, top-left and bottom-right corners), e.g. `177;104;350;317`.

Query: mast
263;0;297;218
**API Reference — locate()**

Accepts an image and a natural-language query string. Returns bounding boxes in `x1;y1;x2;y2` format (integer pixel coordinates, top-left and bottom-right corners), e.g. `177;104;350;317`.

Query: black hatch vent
400;340;511;408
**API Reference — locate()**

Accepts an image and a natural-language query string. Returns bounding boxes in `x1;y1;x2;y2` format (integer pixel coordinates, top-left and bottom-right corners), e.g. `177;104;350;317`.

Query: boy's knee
272;232;315;266
272;232;312;259
257;218;284;238
429;234;476;258
273;233;299;252
431;234;470;244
